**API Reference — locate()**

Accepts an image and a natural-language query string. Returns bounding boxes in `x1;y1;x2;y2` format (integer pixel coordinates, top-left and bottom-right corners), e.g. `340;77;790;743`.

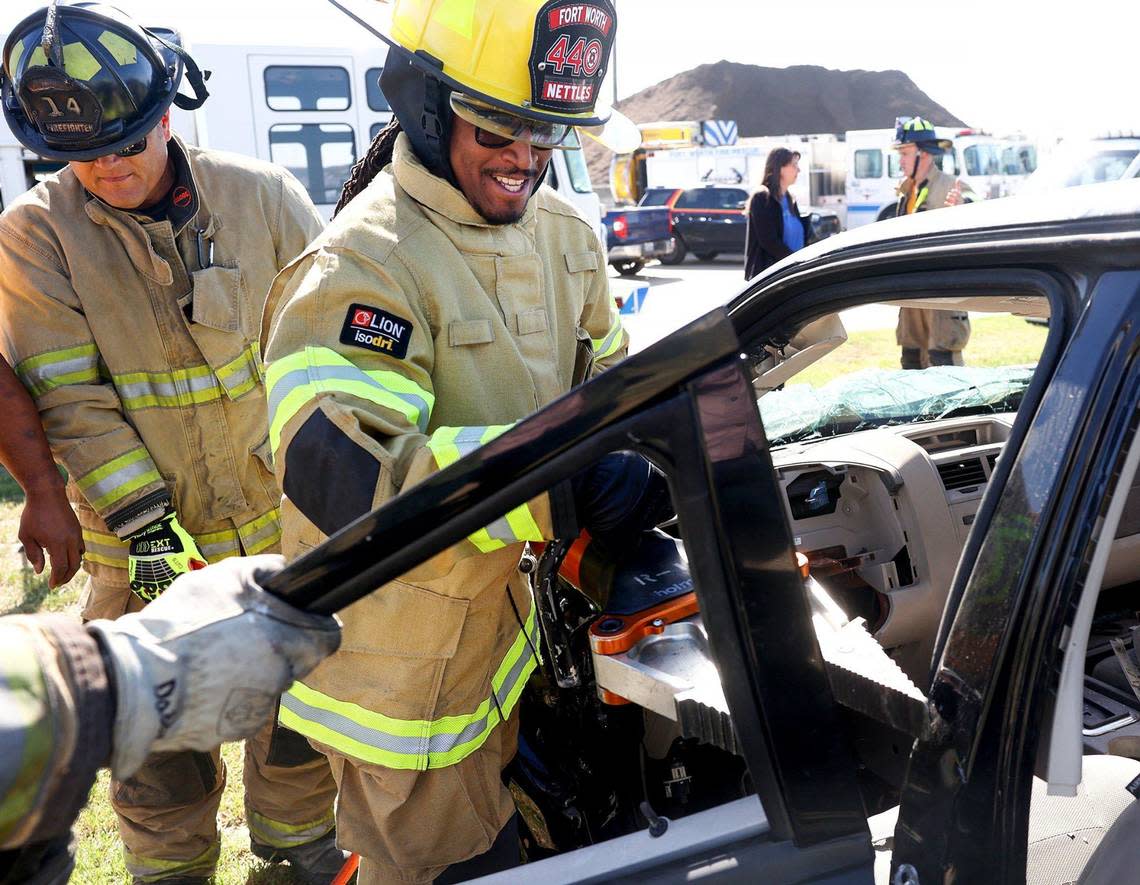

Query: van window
265;66;351;111
854;149;883;179
364;68;390;112
270;123;357;204
674;188;747;210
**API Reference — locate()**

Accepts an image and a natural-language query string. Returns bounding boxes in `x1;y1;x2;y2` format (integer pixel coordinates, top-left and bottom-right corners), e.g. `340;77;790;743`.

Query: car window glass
673;189;704;209
749;296;1050;447
639;189;675;207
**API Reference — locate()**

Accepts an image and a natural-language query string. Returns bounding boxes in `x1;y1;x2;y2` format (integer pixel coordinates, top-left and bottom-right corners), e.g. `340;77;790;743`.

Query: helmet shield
450;92;575;149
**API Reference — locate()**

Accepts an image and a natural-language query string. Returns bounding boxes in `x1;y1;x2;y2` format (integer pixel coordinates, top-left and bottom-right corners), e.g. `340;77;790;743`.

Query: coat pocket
190;264;246;334
338;581;469;724
188;264;262;401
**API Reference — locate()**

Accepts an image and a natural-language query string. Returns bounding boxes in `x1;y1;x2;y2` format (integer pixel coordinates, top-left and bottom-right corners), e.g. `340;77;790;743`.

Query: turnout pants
896;307;970;369
83;575;338;882
313;711;521;885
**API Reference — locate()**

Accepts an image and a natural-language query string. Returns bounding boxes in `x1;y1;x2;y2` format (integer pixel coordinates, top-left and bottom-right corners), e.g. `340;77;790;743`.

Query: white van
0;35;604;241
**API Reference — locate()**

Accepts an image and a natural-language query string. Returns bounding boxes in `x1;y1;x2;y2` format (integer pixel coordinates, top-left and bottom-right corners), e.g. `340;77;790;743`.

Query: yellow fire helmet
329;0;638;153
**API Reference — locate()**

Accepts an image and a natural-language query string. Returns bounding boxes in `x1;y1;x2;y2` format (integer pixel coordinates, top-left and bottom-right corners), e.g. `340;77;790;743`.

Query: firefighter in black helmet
0;4;343;882
1;2;209;161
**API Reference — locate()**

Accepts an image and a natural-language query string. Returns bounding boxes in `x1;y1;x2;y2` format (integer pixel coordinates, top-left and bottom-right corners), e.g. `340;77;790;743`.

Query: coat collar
81;136;217;284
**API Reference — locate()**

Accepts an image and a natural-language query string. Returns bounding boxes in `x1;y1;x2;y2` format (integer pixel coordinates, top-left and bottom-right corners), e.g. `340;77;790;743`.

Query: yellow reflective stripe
237;508;282;554
914;186;930;211
112;363;220;410
81;527;128;569
265;347;434;454
591;315;624;360
214;344;263;400
247;808;334;849
424;425;543;550
76;448;161;511
0;627;56;842
15;344;100;397
280;600;539;770
123;843;220;881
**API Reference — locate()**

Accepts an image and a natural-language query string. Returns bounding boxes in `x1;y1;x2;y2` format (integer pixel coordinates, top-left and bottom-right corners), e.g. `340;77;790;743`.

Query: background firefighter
0;4;341;881
892;116;980;369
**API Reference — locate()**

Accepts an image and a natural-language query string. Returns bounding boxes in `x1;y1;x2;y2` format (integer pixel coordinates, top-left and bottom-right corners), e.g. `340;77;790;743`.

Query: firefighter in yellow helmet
892;117;980;369
262;0;666;880
0;3;342;881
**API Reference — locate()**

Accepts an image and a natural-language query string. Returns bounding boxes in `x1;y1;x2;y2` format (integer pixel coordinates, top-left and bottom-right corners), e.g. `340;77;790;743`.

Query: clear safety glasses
449;93;578;151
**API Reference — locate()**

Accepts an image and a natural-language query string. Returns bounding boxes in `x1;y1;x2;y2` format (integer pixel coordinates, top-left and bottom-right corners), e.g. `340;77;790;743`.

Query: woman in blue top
744;147;813;280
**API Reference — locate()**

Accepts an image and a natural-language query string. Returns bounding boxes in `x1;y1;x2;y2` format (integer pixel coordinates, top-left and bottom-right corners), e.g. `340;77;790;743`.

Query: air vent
937;458;986;491
987;453;999;471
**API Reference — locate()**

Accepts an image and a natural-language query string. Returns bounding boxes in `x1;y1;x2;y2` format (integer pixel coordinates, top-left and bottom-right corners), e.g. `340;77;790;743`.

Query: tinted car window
674;188;748;210
639;189;676;207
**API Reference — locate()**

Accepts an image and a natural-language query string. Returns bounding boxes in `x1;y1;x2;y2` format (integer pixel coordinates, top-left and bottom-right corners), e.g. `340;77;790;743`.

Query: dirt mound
584;60;967;189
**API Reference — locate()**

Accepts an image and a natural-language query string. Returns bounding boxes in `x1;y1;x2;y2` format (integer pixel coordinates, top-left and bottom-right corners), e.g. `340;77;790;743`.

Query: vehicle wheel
610;259;645;276
695;251;719;262
660;237;687;265
876;206;898;222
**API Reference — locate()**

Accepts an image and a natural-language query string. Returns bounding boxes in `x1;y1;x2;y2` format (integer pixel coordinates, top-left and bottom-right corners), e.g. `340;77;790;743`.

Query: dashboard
770;414;1140;653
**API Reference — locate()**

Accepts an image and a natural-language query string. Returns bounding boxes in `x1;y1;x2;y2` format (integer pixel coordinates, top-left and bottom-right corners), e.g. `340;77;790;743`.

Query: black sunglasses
473;126;556;151
113;138;148;158
473;126;517;150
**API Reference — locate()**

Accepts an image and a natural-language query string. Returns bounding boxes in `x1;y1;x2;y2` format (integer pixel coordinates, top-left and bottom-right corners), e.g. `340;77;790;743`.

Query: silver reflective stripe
217;353;259;397
280;691;438;757
278;635;537;764
454;426;487;454
484;514;516;543
82;457;157;504
239;518;281;553
115;371;217;403
268;365;433;433
594;322;621;357
197;536;240;560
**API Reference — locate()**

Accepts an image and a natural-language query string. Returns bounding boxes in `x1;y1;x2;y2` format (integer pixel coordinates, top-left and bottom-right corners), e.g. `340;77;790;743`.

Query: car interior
745;293;1140;881
501;291;1140;882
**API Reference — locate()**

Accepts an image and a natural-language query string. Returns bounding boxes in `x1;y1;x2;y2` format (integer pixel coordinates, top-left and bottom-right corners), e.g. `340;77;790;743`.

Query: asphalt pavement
608;254;899;353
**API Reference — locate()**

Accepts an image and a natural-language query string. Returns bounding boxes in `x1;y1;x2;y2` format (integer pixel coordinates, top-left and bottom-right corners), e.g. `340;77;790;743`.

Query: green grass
795;313;1048;388
0;500;300;884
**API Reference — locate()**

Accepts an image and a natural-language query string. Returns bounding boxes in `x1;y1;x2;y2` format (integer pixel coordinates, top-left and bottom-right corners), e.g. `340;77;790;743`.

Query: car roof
739;178;1140;294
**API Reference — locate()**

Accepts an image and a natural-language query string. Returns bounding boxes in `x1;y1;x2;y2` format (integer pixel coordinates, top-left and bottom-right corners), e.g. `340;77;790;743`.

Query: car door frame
891;269;1140;882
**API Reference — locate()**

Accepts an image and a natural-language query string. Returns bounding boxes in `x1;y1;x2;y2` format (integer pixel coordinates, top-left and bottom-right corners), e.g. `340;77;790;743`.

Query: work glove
572;452;674;548
88;554;341;779
127;511;207;602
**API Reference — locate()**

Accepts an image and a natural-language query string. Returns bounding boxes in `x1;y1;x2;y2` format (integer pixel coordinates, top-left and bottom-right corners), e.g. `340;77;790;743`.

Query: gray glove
87;554;340;779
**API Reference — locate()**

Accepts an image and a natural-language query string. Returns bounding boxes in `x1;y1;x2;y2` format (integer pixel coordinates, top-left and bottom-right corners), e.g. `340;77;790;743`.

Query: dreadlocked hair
335;118;403;217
